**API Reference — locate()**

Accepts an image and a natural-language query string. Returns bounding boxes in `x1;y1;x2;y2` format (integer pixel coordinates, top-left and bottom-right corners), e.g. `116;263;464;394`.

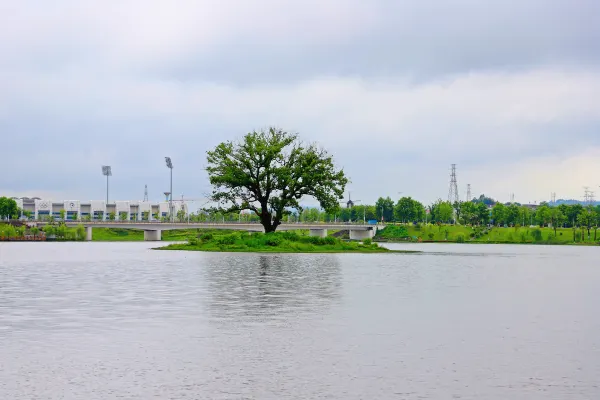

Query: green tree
491;203;506;226
549;207;565;237
59;209;66;221
376;197;395;222
72;211;78;221
0;197;19;219
119;212;127;221
395;197;418;223
436;201;453;224
536;205;551;227
206;128;348;232
577;207;597;240
76;225;86;240
30;226;39;238
476;202;490;226
176;208;186;222
109;212;116;221
142;211;149;221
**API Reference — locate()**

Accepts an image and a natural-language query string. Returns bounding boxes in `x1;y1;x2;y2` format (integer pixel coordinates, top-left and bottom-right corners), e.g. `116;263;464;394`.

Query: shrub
414;223;422;231
456;234;465;243
199;232;214;242
363;238;372;246
322;236;336;245
281;231;300;241
520;232;527;243
264;234;282;246
216;234;237;245
530;229;543;242
188;237;199;246
428;232;435;240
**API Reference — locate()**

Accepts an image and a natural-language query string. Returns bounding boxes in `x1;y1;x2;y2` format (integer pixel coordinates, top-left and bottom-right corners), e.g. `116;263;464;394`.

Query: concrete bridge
32;221;382;241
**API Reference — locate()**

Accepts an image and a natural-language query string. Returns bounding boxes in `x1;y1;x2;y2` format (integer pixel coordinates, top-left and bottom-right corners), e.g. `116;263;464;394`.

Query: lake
1;242;599;399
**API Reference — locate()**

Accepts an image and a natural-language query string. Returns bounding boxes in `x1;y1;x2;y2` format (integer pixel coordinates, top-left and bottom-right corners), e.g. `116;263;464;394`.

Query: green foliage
363;238;373;245
455;234;465;243
162;231;391;253
530;229;543;241
0;197;19;219
206;127;348;233
376;225;409;239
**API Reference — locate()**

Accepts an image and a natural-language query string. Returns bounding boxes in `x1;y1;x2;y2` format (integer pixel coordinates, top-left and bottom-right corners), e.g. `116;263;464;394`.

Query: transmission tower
584;187;590;205
448;164;459;204
466;184;471;202
143;184;149;202
551;192;556;204
510;193;515;203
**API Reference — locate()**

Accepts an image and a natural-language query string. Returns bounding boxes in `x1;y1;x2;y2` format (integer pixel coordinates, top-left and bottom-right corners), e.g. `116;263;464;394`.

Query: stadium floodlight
102;166;112;204
165;157;173;222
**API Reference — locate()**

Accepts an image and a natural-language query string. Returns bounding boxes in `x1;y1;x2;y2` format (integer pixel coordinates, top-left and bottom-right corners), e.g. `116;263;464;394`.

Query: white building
21;199;189;221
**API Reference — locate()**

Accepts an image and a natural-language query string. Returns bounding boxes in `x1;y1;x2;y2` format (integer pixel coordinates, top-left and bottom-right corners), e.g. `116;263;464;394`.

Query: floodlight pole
170;167;173;222
106;173;109;204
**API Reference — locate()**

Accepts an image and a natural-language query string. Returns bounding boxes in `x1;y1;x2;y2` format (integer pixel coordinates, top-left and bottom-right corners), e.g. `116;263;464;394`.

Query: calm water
0;242;599;399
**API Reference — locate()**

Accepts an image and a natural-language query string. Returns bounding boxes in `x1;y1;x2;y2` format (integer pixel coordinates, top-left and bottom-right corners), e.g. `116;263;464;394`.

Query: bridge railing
49;220;378;226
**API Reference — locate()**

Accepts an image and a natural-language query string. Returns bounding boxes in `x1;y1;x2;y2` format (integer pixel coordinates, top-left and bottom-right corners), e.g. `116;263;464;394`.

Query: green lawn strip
375;224;600;245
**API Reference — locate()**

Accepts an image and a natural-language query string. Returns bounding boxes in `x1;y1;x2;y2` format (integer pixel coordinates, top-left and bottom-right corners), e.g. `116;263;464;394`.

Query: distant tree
30;226;39;238
435;201;453;224
59;209;66;221
472;194;496;206
375;197;395;223
109;212;116;221
176;208;186;222
578;207;597;240
72;212;78;221
0;197;19;219
491;203;506;226
549;207;565;237
118;212;127;221
394;197;423;223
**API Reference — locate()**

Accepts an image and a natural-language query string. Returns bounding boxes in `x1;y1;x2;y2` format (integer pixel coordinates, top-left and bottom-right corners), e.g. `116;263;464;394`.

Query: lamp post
165;157;173;222
101;166;112;204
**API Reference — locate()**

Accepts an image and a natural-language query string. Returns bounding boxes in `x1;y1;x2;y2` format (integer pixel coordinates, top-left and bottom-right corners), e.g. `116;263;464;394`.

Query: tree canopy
0;197;19;219
206;127;348;232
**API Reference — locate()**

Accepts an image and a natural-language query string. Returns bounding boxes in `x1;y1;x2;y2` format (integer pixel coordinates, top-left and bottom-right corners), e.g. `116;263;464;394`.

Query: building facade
15;198;188;221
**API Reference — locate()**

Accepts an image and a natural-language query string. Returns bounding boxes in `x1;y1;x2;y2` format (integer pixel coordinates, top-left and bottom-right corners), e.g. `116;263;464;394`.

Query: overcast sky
2;0;600;207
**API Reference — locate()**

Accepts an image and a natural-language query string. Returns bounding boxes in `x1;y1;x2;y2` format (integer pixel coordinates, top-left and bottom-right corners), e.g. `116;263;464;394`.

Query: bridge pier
144;229;162;241
85;227;93;241
309;229;328;238
349;229;374;241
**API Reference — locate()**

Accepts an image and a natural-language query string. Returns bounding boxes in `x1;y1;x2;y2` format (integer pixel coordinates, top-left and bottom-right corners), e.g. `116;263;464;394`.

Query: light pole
165;157;173;222
102;166;112;204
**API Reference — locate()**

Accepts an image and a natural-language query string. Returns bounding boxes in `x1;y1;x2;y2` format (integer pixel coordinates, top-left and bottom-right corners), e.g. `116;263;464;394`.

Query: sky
2;0;600;207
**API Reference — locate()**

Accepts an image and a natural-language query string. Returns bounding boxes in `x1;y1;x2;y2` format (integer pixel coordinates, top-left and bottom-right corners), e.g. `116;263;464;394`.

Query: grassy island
158;231;413;253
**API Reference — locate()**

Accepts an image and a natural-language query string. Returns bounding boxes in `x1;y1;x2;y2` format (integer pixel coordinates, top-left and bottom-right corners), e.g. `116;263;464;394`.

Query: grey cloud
1;0;600;205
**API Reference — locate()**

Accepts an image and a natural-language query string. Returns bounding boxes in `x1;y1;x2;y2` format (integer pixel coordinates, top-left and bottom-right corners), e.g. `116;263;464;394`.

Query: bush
216;234;237;245
530;229;543;242
456;234;465;243
264;234;282;246
428;232;435;240
414;223;422;231
281;231;300;241
199;232;214;242
321;236;336;245
363;238;372;245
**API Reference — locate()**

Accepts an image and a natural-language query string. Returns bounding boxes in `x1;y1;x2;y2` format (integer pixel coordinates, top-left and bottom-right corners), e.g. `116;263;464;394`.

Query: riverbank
157;231;412;253
374;224;600;245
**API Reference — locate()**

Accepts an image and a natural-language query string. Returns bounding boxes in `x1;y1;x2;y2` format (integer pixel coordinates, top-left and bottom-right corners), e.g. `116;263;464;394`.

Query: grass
157;231;417;253
375;224;600;245
91;228;236;241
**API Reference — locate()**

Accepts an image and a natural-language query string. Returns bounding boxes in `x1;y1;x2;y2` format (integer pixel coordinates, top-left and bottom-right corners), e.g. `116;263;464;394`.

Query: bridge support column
309;229;328;238
144;229;162;241
349;229;374;241
85;227;93;241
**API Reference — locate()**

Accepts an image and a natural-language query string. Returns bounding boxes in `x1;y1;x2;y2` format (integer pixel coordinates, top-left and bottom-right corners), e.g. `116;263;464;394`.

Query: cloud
1;0;599;206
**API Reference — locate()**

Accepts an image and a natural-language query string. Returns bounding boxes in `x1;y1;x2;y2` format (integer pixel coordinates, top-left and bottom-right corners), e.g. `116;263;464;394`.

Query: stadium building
14;198;188;221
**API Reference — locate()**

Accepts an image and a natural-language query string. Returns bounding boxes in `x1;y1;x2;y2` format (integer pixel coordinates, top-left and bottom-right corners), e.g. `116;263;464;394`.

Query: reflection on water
0;242;599;399
202;253;341;322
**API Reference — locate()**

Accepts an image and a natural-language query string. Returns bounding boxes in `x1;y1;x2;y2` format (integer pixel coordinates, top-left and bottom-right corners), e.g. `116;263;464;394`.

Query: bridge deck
34;222;382;231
